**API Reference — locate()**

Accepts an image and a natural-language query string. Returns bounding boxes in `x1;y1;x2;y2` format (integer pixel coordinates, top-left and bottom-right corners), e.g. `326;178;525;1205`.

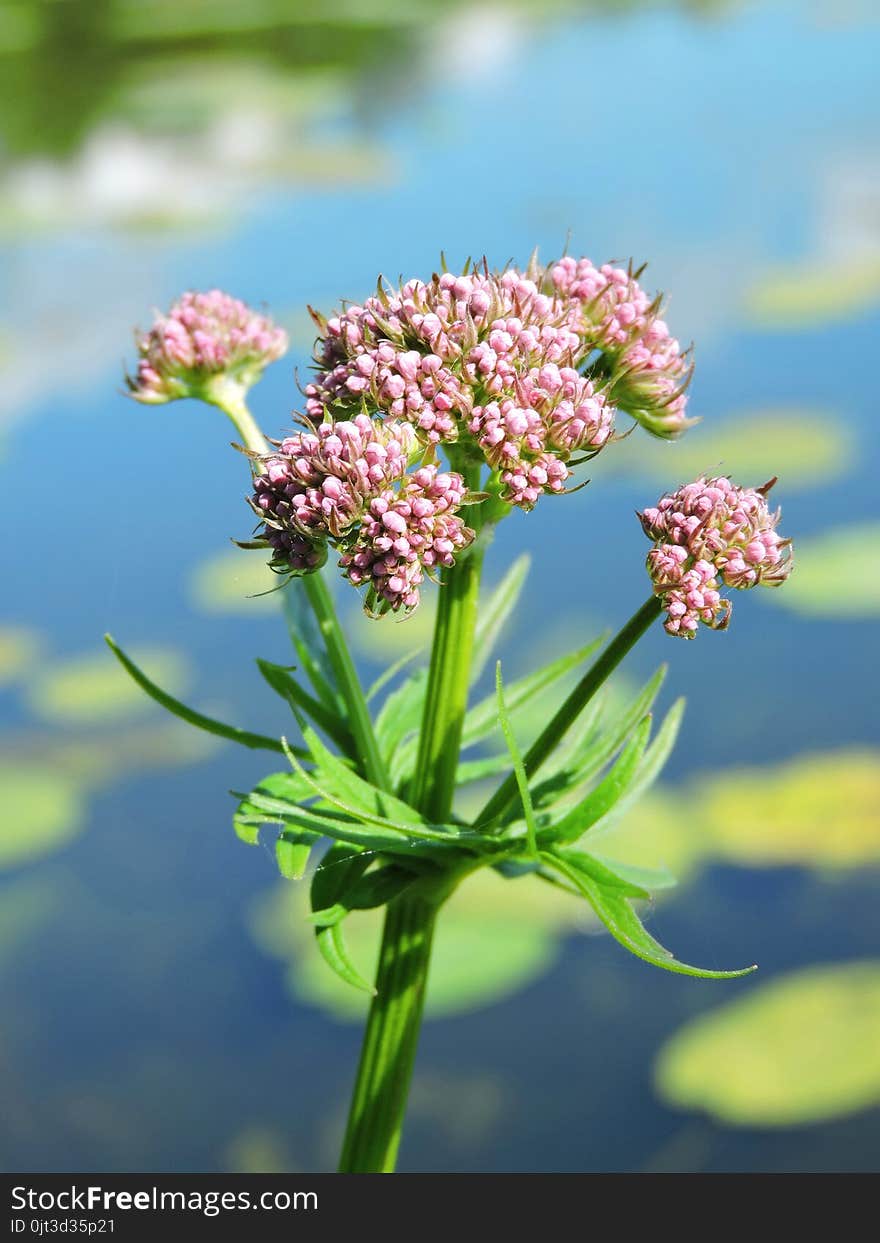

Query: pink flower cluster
129;290;288;403
549;257;694;437
639;475;793;637
340;466;475;614
304;257;694;510
251;415;475;612
469;364;614;509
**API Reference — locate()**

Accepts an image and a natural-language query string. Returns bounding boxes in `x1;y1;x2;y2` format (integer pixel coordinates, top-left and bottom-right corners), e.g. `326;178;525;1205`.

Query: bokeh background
2;0;879;1173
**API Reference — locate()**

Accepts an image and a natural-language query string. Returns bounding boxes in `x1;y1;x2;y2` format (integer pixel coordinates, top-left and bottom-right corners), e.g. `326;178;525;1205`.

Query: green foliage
108;554;745;991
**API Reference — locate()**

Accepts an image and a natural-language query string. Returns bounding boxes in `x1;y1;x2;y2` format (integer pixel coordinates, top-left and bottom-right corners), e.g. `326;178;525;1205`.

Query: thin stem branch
208;385;389;790
475;595;663;828
302;572;390;790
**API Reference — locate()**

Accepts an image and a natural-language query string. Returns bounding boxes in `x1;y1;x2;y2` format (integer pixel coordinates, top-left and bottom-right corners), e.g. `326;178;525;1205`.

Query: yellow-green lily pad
746;254;880;329
695;749;880;869
0;626;42;687
623;408;854;492
26;646;191;724
768;522;880;618
189;549;281;615
0;764;85;869
655;962;880;1126
249;865;587;1022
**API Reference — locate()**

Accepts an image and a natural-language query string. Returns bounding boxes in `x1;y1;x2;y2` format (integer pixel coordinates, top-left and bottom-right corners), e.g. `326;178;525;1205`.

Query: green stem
339;460;488;1173
408;460;486;822
204;377;268;457
338;894;437;1173
209;384;389;790
475;595;663;828
302;572;390;790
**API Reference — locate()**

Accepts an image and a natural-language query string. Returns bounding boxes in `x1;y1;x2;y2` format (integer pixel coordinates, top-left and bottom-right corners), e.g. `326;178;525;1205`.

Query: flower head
251;413;417;573
340;465;475;614
303;255;695;511
129;290;288;404
639;475;792;637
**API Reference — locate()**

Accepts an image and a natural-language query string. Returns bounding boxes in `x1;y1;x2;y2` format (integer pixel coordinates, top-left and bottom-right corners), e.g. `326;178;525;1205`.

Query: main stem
408;465;487;821
339;459;487;1172
337;895;437;1172
213;384;389;790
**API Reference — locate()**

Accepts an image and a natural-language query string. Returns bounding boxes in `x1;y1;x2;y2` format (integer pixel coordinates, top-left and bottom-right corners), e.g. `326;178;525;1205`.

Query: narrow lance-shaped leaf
256;658;356;757
295;724;428;828
496;662;539;858
456;753;514;787
549;715;652;845
375;669;428;771
470;555;530;683
366;647;424;704
587;698;685;842
526;665;666;818
310;842;375;994
542;851;755;979
463;636;605;751
276;830;317;880
105;635;301;757
281;578;339;711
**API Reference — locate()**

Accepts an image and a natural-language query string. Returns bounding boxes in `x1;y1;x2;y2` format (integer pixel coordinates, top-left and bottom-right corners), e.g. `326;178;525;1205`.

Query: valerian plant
110;258;793;1173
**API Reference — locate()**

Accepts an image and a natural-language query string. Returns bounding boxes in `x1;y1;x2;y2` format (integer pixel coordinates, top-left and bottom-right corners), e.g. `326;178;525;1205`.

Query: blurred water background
1;0;879;1172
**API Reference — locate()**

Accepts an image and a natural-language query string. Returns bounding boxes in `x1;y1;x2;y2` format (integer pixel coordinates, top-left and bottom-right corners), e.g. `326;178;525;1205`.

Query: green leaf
316;922;376;994
344;864;419;911
462;637;605;752
105;635;298;757
310;842;376;993
542;851;755;979
589;856;677;891
375;670;428;775
256;658;355;756
552;847;649;899
528;666;666;816
276;830;316;880
470;555;530;683
297;723;427;827
366;648;424;704
496;662;538;858
455;753;513;786
311;842;370;913
281;578;340;709
588;698;685;842
550;715;652;845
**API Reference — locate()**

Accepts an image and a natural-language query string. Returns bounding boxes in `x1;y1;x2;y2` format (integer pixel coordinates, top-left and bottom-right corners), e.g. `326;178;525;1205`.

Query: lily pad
603;749;880;876
249;865;587;1022
0;764;85;870
695;749;880;870
0;626;42;687
26;646;191;724
344;595;437;661
623;408;854;492
746;254;880;329
655;962;880;1126
768;522;880;619
189;549;280;615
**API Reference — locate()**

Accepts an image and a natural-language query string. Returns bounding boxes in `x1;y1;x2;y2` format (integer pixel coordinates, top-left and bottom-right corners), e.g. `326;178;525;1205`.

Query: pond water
1;0;879;1172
